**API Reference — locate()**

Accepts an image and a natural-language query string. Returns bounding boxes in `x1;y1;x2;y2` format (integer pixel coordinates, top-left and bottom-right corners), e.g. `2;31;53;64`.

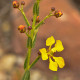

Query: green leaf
33;3;37;15
36;0;41;4
22;70;30;80
24;55;28;69
36;3;39;16
33;2;39;16
27;37;32;48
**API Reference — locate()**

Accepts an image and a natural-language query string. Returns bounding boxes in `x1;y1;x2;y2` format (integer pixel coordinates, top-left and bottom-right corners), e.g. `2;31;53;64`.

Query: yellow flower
39;36;65;71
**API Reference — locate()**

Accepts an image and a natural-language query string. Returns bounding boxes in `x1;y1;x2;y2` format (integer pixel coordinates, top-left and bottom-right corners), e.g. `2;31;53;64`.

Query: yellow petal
46;36;55;46
55;40;64;52
51;47;57;53
49;57;58;71
39;48;48;60
53;57;65;68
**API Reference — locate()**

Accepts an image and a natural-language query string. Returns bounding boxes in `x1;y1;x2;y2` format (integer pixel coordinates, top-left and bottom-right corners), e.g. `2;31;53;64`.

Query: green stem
32;15;37;28
31;15;37;38
30;55;41;68
26;48;32;70
35;14;53;29
19;8;31;27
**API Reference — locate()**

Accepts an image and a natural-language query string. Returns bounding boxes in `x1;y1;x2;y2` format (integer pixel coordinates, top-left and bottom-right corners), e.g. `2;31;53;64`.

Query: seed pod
54;10;63;18
51;7;55;11
18;25;26;33
21;1;25;5
28;26;32;31
13;1;19;8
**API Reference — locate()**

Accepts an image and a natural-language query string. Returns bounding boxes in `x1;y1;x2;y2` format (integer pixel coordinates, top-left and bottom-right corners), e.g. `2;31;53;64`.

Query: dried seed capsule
51;7;55;11
18;25;26;33
21;1;25;5
28;26;32;31
54;10;63;18
13;1;19;8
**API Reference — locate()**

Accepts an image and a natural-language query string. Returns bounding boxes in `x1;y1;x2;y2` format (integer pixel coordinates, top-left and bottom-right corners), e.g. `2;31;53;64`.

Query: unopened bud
21;1;25;5
31;16;40;23
54;10;63;18
38;51;41;55
18;25;26;33
51;7;55;11
36;16;40;23
13;1;19;8
28;26;32;31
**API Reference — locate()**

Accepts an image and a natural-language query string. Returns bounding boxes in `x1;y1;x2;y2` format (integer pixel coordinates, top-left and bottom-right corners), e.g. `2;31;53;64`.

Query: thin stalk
30;55;41;68
35;14;53;29
25;32;30;37
19;8;31;27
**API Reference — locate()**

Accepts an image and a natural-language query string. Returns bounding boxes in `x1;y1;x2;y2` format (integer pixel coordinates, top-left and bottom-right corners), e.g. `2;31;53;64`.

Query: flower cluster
50;7;63;18
39;36;65;71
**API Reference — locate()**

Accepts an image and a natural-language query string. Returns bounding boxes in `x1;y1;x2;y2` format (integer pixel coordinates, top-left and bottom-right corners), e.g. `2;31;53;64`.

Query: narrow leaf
24;55;28;69
33;3;37;15
36;3;39;16
37;0;41;4
22;70;30;80
33;2;39;16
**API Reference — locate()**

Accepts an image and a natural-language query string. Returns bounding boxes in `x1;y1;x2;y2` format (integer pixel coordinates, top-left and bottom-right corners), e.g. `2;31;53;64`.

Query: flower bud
31;16;40;23
54;10;63;18
38;51;41;55
51;7;55;11
28;26;32;31
21;1;25;5
18;25;26;33
36;16;40;23
13;1;19;8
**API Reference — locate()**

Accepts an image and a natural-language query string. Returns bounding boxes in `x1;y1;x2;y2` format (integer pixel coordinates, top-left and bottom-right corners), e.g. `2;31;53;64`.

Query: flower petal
55;40;64;52
53;57;65;68
51;47;57;53
46;36;55;46
39;48;48;60
49;57;58;71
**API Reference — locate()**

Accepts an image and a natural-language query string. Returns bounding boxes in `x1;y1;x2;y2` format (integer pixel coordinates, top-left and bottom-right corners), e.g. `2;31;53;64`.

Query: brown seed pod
51;7;55;11
21;1;25;5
